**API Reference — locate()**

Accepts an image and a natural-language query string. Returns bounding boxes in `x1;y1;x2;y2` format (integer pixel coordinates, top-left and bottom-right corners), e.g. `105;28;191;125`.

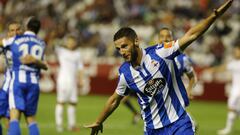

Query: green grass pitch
1;93;240;135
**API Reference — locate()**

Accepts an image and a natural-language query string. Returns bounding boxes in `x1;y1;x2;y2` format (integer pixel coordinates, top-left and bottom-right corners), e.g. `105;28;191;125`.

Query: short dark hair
113;27;137;42
159;27;173;35
27;17;41;34
7;20;21;30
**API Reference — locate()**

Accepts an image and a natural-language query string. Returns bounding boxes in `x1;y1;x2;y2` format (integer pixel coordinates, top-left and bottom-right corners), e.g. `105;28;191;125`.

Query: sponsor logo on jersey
144;78;166;97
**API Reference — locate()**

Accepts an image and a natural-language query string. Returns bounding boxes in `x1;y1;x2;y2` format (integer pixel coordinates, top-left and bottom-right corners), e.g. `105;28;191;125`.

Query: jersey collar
24;31;36;36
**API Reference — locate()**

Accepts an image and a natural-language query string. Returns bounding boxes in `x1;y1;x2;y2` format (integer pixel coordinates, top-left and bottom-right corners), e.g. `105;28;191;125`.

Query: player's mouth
123;54;130;60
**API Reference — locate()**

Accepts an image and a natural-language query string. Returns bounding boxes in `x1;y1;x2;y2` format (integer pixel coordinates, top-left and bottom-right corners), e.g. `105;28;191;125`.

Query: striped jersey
116;41;189;129
174;53;194;76
3;31;45;84
0;40;13;92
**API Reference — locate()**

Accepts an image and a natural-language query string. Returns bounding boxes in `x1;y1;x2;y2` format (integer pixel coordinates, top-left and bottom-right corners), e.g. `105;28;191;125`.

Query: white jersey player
55;35;84;132
210;43;240;135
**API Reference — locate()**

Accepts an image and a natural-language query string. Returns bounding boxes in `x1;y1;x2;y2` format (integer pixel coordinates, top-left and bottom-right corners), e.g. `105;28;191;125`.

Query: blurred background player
207;41;240;135
158;27;197;100
2;17;47;135
55;35;84;132
0;21;22;135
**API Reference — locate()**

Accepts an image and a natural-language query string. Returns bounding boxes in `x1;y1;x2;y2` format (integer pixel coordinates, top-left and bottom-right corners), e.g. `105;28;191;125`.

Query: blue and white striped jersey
3;31;45;84
1;38;14;92
116;41;189;129
174;53;194;76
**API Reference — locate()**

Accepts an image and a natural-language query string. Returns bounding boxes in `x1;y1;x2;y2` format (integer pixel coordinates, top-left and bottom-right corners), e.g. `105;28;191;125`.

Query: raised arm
179;0;233;51
85;92;124;135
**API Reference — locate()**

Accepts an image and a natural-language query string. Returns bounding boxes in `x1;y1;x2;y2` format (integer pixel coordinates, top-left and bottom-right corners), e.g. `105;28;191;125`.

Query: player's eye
121;44;128;49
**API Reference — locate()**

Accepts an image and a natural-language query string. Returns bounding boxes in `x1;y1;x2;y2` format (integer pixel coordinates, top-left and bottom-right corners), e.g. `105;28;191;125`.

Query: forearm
209;64;226;73
96;93;122;124
190;0;232;37
179;0;233;50
187;76;196;91
186;71;197;92
34;60;48;70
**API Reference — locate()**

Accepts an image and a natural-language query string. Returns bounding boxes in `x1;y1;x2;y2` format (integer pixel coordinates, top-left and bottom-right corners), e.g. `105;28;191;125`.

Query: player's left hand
84;123;103;135
20;54;37;64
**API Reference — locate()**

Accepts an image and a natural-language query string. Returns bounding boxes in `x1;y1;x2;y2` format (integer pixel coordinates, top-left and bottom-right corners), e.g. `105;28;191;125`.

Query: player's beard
130;43;138;65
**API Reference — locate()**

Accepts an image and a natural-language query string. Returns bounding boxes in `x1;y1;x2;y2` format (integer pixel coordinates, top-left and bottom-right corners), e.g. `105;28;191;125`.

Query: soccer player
207;42;240;135
158;27;197;100
55;35;84;132
85;0;233;135
0;21;22;135
1;17;47;135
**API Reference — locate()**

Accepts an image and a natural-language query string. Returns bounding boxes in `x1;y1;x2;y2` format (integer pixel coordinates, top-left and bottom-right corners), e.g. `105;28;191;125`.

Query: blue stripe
27;71;31;83
120;63;154;128
166;50;181;60
142;60;171;127
14;71;19;84
177;54;185;75
149;50;185;119
173;60;189;106
154;91;171;126
142;63;151;76
138;68;148;81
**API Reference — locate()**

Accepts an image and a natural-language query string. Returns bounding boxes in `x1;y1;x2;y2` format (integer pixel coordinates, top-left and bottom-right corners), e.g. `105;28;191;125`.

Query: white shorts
228;94;240;111
57;80;78;103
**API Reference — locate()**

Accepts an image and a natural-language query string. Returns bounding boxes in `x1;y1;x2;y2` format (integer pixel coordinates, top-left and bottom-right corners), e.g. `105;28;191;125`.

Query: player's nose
119;49;126;56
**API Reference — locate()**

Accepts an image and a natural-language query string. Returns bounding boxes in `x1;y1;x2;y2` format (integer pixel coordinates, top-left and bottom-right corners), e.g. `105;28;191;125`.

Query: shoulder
143;44;162;55
2;37;17;47
119;62;130;74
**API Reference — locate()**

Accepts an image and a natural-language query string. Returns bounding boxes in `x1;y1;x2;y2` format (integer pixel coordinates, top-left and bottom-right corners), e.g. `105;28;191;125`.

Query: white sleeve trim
115;73;128;96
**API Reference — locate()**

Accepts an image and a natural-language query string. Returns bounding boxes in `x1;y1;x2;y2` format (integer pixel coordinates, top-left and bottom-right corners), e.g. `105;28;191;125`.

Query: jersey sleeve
115;73;129;96
184;56;194;74
155;40;181;59
2;37;14;48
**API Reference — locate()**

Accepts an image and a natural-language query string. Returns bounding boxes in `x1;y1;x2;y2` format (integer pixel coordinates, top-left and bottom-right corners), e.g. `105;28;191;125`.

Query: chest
58;50;79;64
124;57;172;96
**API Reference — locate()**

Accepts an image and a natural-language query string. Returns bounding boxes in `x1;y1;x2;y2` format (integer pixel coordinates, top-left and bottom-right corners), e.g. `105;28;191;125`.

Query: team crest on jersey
144;78;166;97
151;60;158;67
